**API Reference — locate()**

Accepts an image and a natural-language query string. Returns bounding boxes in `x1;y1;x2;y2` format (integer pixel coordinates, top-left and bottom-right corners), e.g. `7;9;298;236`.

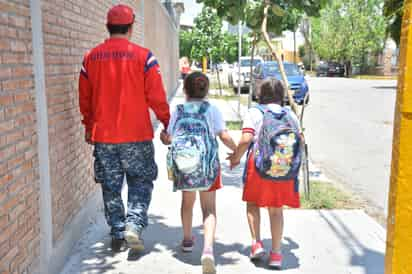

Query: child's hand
160;130;171;145
226;152;241;169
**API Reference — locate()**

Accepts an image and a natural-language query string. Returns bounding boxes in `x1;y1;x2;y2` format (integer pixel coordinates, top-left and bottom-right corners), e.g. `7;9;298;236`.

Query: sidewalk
61;87;386;274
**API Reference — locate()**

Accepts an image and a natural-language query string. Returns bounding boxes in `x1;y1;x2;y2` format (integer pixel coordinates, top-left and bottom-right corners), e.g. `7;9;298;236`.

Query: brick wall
40;0;144;245
0;1;178;273
0;0;41;273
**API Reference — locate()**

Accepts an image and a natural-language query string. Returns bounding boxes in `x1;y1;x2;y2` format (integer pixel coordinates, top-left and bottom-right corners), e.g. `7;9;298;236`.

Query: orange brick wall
40;0;144;244
0;0;41;273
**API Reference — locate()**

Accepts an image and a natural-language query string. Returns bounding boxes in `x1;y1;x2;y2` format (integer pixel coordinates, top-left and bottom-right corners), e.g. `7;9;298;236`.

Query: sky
180;0;202;26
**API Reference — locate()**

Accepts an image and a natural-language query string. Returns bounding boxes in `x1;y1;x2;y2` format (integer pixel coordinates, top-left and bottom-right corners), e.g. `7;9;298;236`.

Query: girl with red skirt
228;78;301;270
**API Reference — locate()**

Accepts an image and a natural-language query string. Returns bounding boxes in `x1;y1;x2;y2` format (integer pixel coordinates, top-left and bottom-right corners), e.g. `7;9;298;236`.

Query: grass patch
226;120;243;130
305;70;317;77
209;82;231;90
351;75;397;80
300;180;358;209
208;94;238;100
208;94;250;106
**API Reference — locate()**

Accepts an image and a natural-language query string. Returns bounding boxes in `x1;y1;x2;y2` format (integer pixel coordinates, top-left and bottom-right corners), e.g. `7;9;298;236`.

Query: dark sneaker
181;237;195;252
125;226;144;251
111;238;127;252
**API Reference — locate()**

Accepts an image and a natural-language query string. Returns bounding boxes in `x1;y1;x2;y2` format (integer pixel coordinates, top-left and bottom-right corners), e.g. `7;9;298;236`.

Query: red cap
107;4;135;25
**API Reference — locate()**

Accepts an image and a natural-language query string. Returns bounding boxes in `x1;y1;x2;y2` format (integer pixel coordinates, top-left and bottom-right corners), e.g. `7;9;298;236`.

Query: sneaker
181;237;195;253
124;226;144;251
268;251;282;270
201;250;216;274
111;238;127;252
250;241;265;260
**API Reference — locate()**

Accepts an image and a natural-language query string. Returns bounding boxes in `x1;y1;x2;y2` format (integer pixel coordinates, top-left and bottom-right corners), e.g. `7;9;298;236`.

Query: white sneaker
124;226;144;251
201;251;216;274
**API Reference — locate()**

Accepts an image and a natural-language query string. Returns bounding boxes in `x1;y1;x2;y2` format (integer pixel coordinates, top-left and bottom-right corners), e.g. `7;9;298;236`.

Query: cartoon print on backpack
253;105;302;181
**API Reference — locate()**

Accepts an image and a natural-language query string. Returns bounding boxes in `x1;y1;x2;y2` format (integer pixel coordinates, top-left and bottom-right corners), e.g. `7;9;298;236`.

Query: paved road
303;77;397;214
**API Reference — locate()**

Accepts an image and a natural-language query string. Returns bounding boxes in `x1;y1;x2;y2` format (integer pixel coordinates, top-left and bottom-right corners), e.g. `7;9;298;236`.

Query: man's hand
85;131;94;145
160;130;171;145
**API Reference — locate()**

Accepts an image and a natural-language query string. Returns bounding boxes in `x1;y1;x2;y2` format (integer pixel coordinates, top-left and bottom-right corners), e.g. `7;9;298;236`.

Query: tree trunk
261;2;298;114
345;60;352;77
216;66;222;96
293;30;297;64
202;56;207;73
248;33;258;109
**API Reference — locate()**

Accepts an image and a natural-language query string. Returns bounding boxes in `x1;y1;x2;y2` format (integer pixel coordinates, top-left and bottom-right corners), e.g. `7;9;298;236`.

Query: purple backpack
253;105;302;180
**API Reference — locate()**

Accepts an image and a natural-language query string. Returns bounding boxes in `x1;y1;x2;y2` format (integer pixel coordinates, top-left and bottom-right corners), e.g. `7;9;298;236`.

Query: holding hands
227;151;241;170
160;129;171;145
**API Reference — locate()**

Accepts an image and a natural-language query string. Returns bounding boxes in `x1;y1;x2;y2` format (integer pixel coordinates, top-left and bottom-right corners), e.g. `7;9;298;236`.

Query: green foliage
298;44;305;58
197;0;248;24
311;0;386;69
384;0;403;46
179;8;250;63
222;33;250;63
179;30;193;59
197;0;327;34
190;7;224;62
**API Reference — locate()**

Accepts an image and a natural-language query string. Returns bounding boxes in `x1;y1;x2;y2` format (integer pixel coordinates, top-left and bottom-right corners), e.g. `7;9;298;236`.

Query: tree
384;0;403;46
222;33;250;63
311;0;387;74
179;30;194;59
198;0;327;113
191;6;224;69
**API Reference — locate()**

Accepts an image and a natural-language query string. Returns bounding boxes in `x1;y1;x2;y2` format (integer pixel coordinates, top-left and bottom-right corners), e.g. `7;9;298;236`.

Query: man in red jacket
79;4;170;252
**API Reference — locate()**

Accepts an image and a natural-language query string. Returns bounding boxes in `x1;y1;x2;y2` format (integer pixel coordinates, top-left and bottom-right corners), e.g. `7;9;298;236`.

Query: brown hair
258;78;285;105
184;72;209;99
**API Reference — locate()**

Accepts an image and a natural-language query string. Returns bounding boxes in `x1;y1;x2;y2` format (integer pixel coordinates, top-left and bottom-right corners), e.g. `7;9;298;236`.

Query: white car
229;56;263;92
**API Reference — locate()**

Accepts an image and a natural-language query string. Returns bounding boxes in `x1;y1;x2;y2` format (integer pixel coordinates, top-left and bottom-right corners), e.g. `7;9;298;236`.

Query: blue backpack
253;105;302;180
167;102;219;191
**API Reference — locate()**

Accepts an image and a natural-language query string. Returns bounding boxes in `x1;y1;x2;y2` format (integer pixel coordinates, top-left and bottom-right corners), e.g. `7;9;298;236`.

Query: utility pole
385;1;412;274
237;20;242;116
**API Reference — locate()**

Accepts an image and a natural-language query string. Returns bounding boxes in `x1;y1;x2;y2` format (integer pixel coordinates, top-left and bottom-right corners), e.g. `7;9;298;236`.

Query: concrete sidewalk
61;89;386;274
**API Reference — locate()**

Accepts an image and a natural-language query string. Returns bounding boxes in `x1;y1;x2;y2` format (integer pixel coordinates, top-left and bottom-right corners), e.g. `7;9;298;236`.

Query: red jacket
79;37;170;143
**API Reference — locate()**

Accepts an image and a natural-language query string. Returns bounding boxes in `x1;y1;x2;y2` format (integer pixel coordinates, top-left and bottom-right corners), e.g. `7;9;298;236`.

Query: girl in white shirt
161;72;236;273
229;78;301;270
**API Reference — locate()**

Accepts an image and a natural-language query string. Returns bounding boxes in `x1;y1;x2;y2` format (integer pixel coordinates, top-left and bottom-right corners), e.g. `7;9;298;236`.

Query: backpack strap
254;105;286;119
176;104;185;116
271;110;287;120
254;105;266;114
198;101;210;114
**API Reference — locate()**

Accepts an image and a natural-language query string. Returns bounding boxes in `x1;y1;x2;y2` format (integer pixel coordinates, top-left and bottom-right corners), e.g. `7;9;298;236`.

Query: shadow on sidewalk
127;214;300;271
319;211;384;274
126;214;245;266
237;237;300;270
63;212;301;273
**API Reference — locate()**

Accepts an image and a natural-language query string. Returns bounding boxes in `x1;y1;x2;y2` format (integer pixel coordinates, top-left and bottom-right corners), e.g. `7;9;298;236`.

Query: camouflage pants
94;141;158;240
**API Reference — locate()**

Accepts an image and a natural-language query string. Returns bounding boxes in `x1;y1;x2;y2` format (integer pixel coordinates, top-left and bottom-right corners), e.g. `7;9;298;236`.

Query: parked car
230;56;263;92
252;61;309;105
316;61;345;77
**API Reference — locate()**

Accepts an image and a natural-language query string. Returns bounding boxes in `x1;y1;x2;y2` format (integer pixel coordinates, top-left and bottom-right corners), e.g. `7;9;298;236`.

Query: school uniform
167;100;224;192
242;104;300;208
